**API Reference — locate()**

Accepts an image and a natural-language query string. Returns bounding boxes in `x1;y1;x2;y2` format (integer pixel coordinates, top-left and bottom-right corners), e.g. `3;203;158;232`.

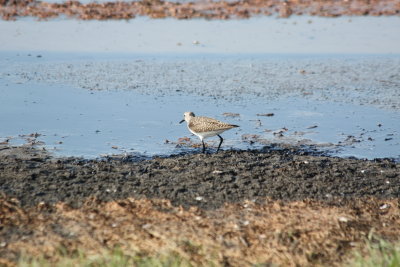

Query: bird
179;111;239;153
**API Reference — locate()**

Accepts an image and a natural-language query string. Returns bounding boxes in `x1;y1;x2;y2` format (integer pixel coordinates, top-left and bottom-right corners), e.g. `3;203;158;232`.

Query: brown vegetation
1;0;399;21
1;196;400;266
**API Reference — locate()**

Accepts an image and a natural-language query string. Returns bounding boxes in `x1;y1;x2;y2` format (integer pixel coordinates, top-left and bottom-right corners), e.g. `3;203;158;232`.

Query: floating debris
222;112;240;117
307;125;318;129
256;113;274;117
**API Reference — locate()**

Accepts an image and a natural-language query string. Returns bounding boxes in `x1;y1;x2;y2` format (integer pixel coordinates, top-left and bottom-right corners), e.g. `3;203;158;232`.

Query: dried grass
1;197;399;266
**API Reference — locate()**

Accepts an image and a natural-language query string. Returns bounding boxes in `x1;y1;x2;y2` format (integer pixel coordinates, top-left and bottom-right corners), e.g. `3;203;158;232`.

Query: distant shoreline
1;0;400;21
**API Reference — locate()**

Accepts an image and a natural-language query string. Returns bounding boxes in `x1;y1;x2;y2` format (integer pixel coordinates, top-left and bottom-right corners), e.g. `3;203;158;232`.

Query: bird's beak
179;119;185;124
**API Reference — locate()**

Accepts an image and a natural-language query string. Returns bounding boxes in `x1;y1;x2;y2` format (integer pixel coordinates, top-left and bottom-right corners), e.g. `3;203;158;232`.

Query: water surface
0;75;398;159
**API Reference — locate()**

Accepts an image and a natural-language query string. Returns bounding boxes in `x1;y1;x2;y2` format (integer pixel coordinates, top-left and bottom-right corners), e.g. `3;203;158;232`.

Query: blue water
0;78;398;159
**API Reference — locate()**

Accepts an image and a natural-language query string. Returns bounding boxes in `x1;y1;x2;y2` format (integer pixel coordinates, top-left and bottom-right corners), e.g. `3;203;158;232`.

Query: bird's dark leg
217;135;223;152
202;140;206;154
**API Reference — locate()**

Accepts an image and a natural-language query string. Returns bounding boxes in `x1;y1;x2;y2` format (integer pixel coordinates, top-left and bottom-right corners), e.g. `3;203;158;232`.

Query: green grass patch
347;238;400;267
18;248;194;267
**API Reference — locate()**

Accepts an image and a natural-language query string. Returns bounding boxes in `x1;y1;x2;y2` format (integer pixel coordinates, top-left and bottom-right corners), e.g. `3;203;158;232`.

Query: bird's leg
217;135;223;152
202;140;206;154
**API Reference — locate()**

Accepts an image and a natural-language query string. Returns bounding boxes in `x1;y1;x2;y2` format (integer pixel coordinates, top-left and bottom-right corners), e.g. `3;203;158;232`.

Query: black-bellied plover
179;111;239;153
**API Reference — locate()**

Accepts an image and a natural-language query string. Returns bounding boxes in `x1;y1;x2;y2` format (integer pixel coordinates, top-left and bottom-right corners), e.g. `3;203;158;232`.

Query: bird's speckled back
188;116;238;133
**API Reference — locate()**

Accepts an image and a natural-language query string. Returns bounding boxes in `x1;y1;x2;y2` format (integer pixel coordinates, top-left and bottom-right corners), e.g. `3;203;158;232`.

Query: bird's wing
189;116;237;133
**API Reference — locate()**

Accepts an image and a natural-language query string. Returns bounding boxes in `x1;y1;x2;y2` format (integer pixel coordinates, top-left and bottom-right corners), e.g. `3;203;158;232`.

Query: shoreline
1;145;398;209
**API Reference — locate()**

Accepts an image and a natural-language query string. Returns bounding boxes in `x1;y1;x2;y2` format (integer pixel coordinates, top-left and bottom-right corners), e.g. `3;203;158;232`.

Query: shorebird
179;111;239;153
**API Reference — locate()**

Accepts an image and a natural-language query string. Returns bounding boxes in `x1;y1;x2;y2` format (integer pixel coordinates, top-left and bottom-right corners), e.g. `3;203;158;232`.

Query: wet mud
1;145;398;210
1;0;400;21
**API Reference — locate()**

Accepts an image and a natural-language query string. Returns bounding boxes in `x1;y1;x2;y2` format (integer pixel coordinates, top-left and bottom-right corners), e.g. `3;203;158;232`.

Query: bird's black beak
179;119;185;124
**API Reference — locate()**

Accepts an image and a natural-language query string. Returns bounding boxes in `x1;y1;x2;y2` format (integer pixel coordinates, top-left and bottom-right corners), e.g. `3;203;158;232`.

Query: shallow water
0;74;398;159
1;16;400;54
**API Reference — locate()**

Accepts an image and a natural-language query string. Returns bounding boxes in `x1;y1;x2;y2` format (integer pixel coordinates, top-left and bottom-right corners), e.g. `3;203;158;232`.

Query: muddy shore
1;0;400;21
1;145;398;210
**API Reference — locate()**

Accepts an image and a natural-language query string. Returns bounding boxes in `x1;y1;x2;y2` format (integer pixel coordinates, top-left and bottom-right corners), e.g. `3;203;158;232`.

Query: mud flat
0;145;399;209
0;145;399;266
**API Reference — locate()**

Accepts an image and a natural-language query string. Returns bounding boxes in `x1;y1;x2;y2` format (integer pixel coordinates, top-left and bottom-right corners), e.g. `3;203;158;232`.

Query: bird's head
179;111;195;124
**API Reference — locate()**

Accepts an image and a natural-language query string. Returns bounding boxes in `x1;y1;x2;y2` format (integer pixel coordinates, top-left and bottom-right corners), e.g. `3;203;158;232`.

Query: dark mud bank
0;145;399;210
